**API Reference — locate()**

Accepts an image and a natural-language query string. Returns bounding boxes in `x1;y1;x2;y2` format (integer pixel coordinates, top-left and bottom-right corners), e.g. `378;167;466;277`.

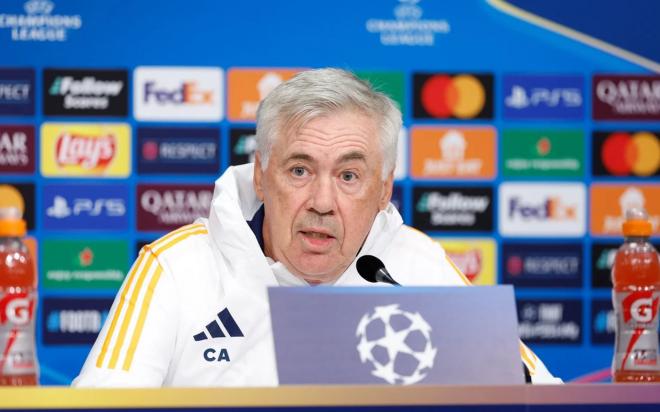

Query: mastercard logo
599;131;659;176
414;73;493;119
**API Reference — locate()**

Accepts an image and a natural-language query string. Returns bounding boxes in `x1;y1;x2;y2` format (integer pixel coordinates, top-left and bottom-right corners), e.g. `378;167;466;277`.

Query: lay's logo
55;133;116;170
435;238;496;285
41;123;130;177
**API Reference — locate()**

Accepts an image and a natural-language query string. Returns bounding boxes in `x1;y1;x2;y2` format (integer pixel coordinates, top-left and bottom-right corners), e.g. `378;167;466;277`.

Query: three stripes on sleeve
95;223;208;371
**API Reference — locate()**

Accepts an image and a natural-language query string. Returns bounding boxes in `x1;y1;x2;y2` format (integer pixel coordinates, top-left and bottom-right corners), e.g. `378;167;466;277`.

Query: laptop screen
268;286;524;385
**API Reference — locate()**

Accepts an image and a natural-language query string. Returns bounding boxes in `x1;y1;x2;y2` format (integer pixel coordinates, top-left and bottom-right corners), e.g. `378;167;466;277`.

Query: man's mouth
302;231;333;239
299;229;336;249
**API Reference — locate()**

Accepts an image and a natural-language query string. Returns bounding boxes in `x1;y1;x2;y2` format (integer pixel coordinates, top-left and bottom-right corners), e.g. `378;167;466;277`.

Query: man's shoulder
142;221;212;262
392;224;447;258
382;225;470;286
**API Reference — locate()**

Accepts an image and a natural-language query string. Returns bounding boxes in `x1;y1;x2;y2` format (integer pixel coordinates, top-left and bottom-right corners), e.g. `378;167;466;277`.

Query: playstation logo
505;86;530;109
46;195;72;218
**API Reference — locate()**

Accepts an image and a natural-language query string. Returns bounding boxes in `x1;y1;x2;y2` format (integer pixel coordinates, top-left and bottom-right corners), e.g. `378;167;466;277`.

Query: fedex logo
508;197;576;220
499;183;585;237
134;67;223;121
43;184;129;231
143;81;213;105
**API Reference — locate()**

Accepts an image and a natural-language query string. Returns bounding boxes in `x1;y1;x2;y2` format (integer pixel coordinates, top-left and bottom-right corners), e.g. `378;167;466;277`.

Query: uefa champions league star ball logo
356;304;437;385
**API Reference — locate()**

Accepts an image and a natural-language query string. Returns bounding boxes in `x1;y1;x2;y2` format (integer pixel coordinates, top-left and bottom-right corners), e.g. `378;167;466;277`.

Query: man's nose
307;176;336;215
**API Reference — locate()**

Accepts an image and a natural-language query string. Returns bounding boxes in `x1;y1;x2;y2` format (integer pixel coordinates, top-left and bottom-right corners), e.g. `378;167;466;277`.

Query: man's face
254;111;393;284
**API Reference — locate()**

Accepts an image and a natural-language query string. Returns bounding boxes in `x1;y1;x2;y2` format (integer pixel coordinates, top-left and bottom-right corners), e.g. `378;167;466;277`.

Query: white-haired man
74;68;560;386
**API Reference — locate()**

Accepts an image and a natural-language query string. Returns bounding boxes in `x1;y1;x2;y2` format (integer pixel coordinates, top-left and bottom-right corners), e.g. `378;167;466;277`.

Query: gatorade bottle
611;208;660;382
0;185;38;385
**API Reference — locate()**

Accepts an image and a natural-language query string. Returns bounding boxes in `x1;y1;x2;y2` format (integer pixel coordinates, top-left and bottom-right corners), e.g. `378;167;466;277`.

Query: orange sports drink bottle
611;208;660;382
0;186;39;386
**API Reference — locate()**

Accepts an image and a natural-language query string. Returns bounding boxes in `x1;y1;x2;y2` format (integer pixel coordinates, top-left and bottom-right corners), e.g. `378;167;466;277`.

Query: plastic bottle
0;204;38;385
611;208;660;382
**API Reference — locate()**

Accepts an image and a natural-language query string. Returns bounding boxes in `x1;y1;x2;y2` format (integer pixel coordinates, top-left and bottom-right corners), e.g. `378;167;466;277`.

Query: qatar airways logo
593;75;660;120
137;184;213;231
55;133;116;169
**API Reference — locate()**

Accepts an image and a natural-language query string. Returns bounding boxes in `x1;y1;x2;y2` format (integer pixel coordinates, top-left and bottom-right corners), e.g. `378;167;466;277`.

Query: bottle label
613;290;660;372
0;290;38;375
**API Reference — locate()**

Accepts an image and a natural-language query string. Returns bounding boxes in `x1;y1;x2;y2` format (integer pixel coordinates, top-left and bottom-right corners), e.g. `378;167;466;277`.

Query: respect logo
413;73;493;119
40;123;130;177
0;68;34;115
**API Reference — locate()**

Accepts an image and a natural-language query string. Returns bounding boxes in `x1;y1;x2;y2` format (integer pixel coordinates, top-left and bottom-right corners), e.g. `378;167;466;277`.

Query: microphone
356;255;400;286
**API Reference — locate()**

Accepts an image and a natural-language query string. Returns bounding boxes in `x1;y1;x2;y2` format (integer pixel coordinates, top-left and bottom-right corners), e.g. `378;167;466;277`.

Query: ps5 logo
46;195;126;218
505;85;582;109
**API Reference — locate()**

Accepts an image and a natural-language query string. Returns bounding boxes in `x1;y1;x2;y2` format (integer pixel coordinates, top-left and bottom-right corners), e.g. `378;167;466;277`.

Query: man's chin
291;256;345;285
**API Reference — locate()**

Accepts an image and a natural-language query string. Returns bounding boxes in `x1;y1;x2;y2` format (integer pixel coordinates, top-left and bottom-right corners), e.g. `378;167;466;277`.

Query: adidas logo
193;308;244;341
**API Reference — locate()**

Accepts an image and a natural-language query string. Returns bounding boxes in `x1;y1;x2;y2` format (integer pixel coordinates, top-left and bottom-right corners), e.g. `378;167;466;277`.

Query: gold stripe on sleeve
445;255;472;285
95;251;147;368
122;264;163;371
108;253;156;369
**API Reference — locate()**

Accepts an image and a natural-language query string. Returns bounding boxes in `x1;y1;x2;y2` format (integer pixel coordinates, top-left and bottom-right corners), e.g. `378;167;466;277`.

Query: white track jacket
74;164;561;387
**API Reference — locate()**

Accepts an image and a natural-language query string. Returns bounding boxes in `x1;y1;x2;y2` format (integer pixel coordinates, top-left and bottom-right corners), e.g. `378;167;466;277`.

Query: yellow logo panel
41;123;131;177
435;238;497;285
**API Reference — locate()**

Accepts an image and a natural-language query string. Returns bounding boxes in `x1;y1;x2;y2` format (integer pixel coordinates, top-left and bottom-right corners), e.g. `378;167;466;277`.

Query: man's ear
253;152;264;201
378;170;394;210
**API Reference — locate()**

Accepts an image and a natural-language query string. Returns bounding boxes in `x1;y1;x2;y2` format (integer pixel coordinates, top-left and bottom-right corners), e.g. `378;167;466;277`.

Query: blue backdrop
0;0;658;385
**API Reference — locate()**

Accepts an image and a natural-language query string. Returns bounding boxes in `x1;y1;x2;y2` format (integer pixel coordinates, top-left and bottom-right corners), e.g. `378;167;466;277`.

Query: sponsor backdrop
0;0;658;385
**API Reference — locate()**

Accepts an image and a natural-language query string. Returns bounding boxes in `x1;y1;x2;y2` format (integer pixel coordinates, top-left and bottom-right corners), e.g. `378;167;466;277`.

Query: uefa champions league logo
356;304;437;385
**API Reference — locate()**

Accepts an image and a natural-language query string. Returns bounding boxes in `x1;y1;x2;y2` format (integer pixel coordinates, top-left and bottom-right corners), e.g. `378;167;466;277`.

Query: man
74;68;560;386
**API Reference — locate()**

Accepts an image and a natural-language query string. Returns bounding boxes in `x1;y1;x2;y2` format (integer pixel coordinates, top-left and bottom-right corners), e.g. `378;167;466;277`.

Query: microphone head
356;255;386;283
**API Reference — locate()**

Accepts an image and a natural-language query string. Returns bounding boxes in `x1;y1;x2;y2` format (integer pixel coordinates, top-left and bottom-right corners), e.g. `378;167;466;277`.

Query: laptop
268;286;524;385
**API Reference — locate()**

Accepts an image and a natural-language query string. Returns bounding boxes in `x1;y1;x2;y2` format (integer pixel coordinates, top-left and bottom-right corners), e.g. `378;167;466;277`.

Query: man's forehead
282;149;368;164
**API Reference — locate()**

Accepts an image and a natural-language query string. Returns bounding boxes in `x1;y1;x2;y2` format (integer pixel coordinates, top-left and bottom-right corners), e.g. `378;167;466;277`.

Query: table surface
1;384;660;409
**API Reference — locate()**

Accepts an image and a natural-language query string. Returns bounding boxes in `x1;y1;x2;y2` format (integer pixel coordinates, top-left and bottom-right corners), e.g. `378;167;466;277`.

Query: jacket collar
207;163;403;289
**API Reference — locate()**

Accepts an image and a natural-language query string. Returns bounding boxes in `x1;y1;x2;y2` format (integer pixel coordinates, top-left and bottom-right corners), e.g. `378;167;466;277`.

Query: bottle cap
622;207;652;237
0;185;27;237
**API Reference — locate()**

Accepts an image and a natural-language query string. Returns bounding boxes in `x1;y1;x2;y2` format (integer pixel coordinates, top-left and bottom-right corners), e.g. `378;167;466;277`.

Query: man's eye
341;171;357;182
291;167;306;177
